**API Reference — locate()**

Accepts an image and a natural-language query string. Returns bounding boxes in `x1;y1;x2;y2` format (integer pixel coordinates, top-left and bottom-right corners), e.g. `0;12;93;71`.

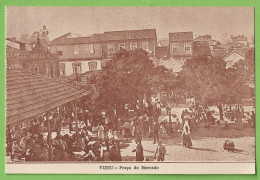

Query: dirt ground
121;127;255;162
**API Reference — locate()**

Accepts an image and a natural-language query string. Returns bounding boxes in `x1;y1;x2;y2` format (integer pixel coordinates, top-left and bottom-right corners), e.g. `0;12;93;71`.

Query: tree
176;56;243;120
18;25;50;47
94;49;175;109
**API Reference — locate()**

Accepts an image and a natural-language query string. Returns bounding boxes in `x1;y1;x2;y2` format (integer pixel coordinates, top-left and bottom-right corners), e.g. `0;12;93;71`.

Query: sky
6;6;254;41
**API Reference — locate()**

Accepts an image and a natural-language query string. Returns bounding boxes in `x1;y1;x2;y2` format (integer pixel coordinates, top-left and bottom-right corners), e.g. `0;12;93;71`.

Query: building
194;35;220;54
157;39;169;47
158;32;211;73
231;35;248;46
192;41;211;58
222;48;250;68
6;37;59;78
102;29;157;60
169;31;193;59
49;29;157;76
49;32;103;76
6;38;32;51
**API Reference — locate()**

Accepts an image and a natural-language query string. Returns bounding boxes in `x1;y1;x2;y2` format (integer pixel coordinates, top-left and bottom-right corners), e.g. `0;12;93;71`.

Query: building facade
101;29;157;60
49;29;157;77
157;32;212;73
6;37;59;78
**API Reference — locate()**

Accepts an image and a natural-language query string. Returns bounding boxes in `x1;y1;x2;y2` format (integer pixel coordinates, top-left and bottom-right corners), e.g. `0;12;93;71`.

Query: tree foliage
94;49;175;108
18;25;50;47
176;56;249;106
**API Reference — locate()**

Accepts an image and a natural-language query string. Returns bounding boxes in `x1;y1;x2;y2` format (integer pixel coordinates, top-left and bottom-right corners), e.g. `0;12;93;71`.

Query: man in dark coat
152;121;160;144
133;139;144;161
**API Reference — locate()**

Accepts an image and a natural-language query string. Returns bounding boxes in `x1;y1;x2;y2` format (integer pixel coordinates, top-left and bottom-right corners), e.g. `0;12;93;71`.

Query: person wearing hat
132;138;144;161
154;141;166;161
152;121;160;144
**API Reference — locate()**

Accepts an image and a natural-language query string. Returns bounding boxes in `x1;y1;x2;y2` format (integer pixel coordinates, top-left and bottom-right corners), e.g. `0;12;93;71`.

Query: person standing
181;126;192;148
251;111;255;128
154;141;166;161
133;139;144;161
152;121;160;144
97;123;105;140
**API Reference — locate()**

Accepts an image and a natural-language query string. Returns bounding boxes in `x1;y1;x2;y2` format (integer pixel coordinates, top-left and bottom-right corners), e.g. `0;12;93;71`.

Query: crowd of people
6;97;255;162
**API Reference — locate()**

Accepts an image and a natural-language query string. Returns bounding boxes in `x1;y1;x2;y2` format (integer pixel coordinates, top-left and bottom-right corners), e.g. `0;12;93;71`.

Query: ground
121;136;255;162
120;126;255;162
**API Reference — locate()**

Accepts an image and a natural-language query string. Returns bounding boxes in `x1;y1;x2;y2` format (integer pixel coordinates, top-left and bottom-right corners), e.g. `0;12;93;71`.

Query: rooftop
192;41;211;57
50;29;157;46
103;29;157;41
6;69;88;125
50;32;104;46
169;32;193;42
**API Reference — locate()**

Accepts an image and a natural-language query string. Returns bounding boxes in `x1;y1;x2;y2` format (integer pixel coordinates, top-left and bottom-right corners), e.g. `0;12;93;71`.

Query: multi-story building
49;29;157;76
169;31;193;59
49;33;103;76
102;29;157;60
158;31;211;73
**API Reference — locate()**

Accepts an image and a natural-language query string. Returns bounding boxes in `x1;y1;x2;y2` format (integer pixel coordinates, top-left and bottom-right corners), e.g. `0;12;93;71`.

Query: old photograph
5;7;255;174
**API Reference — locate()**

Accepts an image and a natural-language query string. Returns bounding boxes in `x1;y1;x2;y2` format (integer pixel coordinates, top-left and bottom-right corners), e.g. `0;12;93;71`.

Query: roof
192;41;211;57
169;32;193;42
50;32;104;46
6;69;88;125
157;39;169;47
218;42;247;50
50;29;157;46
212;49;228;58
156;46;170;59
30;37;47;53
6;45;21;53
6;38;27;44
222;48;250;60
103;29;157;41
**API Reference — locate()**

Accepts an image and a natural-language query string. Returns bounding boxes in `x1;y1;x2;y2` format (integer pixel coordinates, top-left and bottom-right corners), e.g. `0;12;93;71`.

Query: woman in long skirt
181;126;192;148
97;123;105;140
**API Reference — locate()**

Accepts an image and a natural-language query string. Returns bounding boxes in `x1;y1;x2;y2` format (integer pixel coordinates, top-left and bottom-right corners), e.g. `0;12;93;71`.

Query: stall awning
6;69;88;125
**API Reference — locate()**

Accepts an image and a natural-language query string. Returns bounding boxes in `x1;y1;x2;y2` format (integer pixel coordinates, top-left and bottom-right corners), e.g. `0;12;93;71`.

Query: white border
6;162;255;174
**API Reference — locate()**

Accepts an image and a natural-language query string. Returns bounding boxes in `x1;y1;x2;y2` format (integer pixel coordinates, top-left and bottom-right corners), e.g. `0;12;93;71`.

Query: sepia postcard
5;6;255;174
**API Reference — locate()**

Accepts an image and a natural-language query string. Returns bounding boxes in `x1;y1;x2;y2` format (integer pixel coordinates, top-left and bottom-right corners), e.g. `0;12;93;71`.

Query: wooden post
73;100;79;146
46;112;53;161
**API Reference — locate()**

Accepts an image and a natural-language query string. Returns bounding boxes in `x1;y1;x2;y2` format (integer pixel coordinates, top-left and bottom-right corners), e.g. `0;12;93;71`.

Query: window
59;63;65;76
72;63;82;74
52;63;56;78
107;43;114;54
89;44;95;54
31;64;39;74
57;47;63;56
88;62;98;71
46;63;50;77
119;43;126;50
184;43;191;52
73;45;79;55
141;41;149;52
172;43;179;52
130;43;137;50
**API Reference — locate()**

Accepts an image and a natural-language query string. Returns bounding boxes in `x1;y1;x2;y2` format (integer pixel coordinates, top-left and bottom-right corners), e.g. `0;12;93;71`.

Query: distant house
102;29;157;60
157;39;169;47
222;48;250;68
194;35;220;54
231;35;248;46
158;32;211;73
169;31;193;59
192;41;211;58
